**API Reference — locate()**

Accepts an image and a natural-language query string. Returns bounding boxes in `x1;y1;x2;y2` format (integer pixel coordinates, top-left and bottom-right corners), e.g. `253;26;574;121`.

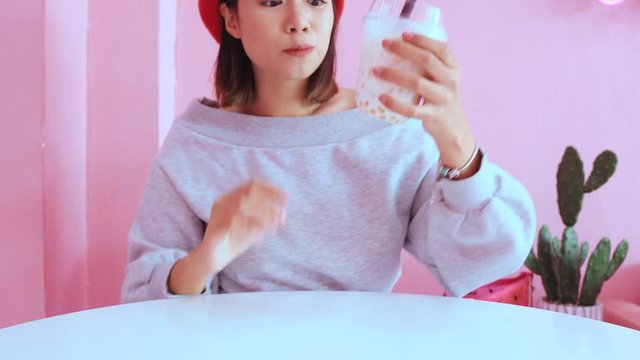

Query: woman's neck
220;72;356;117
239;74;320;117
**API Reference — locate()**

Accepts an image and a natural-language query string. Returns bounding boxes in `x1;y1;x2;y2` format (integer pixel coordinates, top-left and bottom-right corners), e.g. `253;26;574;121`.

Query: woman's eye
262;0;326;8
262;1;283;7
308;0;328;6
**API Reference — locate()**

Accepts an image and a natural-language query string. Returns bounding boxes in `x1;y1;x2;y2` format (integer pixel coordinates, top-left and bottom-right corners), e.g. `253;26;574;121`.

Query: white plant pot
535;297;603;321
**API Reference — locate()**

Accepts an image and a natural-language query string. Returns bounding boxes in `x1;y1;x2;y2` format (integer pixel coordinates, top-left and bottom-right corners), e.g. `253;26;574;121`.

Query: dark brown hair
215;0;339;108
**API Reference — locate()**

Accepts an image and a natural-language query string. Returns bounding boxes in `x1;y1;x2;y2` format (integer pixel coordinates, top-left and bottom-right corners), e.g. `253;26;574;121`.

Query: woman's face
226;0;335;81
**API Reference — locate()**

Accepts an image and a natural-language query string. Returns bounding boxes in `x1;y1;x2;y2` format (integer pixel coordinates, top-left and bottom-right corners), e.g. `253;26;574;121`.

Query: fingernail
382;39;392;48
378;94;387;104
372;67;382;76
402;32;415;40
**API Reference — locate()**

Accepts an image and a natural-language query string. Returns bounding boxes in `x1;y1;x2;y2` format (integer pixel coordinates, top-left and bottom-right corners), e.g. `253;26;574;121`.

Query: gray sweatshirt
121;99;536;303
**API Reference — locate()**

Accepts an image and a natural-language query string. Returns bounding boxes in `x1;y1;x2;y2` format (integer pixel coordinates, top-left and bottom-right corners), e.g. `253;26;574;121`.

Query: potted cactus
525;146;629;320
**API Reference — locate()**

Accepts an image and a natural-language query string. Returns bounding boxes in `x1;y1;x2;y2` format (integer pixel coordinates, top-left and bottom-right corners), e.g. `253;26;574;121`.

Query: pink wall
43;0;160;317
0;1;46;328
85;0;159;310
44;0;89;318
1;1;159;328
175;1;218;125
2;0;639;328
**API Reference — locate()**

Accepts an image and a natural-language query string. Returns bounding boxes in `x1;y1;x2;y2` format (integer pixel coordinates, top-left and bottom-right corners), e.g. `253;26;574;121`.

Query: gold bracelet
437;144;480;181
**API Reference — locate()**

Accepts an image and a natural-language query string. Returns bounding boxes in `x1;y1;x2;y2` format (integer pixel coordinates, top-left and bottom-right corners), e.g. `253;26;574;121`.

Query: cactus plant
579;238;629;306
525;146;629;307
525;226;560;302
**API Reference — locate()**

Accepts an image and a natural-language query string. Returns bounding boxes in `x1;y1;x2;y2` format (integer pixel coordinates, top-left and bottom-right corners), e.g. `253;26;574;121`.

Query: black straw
399;0;417;18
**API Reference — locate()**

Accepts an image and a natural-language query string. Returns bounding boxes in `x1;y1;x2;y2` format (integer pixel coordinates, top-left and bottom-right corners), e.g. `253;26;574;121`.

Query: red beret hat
199;0;345;43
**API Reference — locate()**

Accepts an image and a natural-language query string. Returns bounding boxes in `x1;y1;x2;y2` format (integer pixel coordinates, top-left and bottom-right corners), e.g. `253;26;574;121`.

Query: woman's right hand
202;179;288;272
168;179;288;295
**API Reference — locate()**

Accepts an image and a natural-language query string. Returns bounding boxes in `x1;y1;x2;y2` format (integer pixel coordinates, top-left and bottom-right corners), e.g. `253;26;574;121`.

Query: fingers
223;180;287;255
373;66;449;105
400;32;458;69
247;179;288;210
238;193;286;232
228;215;267;252
381;38;451;85
378;94;441;123
373;36;461;125
204;179;289;269
225;179;287;250
242;180;287;228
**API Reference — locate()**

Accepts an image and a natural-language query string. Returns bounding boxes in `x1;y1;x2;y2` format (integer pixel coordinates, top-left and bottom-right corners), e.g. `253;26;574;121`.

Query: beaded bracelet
437;144;480;181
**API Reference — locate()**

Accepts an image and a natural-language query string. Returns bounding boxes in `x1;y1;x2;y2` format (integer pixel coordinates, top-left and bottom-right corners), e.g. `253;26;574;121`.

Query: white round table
0;291;636;359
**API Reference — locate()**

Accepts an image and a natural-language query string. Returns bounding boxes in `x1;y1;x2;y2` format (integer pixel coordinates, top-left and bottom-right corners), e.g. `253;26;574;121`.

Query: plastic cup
356;0;448;124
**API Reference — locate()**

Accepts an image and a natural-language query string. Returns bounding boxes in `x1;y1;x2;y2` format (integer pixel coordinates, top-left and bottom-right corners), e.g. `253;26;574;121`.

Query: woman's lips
283;46;314;57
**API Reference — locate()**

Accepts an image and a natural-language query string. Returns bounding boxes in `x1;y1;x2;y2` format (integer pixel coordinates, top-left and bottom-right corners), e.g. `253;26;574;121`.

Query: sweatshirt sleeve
404;153;536;297
121;160;217;303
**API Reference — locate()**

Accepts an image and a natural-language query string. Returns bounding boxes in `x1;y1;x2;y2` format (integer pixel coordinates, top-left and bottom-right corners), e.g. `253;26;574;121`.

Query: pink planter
535;298;604;321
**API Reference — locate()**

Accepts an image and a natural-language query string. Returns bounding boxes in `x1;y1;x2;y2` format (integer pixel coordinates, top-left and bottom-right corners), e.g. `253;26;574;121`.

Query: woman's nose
287;24;309;34
284;4;310;34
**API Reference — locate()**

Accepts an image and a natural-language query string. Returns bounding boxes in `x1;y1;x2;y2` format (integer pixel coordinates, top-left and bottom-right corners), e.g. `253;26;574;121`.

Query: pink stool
443;271;533;307
602;299;640;330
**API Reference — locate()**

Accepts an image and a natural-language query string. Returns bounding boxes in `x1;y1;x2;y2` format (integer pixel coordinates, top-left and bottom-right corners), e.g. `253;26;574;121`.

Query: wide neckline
171;98;398;148
197;97;361;120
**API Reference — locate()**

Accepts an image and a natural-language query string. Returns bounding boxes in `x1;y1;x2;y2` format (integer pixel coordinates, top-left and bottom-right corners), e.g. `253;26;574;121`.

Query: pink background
1;0;639;328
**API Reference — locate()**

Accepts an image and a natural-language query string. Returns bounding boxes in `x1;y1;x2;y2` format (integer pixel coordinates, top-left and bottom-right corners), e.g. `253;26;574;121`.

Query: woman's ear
220;4;241;39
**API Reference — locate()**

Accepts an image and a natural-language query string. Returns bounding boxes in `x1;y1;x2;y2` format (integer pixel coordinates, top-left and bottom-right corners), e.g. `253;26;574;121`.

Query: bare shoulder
336;87;357;110
314;87;357;115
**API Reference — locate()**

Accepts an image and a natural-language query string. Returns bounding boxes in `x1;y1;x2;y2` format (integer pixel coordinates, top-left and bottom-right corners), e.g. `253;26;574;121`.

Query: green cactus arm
579;242;589;266
550;236;561;259
560;227;578;255
584;150;617;193
605;239;629;280
559;227;581;304
524;248;541;274
535;225;560;302
548;235;562;302
579;238;612;306
556;146;585;227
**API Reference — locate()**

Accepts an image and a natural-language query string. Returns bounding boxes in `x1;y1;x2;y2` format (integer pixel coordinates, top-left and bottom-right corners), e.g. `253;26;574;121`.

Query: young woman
121;0;535;302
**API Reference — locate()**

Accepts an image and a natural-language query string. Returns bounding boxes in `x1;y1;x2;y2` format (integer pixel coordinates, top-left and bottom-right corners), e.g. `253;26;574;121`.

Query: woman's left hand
373;32;476;170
